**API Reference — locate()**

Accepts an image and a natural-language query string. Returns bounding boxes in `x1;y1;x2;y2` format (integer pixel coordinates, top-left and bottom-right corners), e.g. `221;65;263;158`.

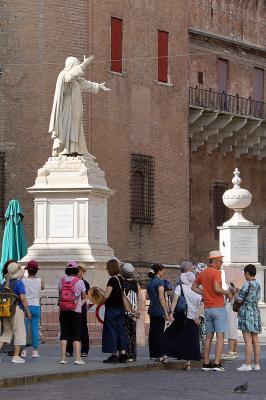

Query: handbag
115;276;133;313
233;283;251;314
174;284;187;314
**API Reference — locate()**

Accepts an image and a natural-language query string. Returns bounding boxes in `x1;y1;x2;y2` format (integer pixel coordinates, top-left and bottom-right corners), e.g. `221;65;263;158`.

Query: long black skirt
163;312;200;361
149;316;165;358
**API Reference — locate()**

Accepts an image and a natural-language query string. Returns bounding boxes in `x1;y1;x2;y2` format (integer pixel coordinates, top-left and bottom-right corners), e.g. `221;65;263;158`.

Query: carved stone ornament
222;168;253;226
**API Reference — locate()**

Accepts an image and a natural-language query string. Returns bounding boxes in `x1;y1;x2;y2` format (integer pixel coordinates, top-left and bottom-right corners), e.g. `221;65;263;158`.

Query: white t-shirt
22;277;42;306
175;284;202;320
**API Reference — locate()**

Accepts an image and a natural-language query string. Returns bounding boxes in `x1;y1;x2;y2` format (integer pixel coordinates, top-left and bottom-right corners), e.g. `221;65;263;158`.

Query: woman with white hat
0;261;31;363
164;271;202;370
121;263;141;361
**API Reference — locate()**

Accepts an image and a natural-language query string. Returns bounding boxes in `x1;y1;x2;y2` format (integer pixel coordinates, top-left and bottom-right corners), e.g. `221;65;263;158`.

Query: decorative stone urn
218;168;262;296
222;168;252;226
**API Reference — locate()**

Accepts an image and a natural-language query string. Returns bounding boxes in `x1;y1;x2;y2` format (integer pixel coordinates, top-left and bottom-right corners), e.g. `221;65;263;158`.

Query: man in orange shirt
192;250;232;371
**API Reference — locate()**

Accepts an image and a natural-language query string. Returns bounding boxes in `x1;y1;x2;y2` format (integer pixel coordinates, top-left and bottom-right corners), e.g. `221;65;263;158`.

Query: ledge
155;80;174;88
108;70;127;78
189;28;266;56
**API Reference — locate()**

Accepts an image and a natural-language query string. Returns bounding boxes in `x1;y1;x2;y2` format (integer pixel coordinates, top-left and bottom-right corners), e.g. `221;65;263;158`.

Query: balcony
189;87;266;159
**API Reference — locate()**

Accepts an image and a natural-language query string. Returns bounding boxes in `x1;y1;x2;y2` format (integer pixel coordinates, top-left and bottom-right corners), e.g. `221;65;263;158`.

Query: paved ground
0;344;155;380
0;343;266;399
0;359;265;400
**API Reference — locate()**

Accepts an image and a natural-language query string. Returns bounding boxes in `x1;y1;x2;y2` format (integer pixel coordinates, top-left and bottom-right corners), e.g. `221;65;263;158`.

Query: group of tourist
0;259;43;363
146;251;262;372
0;251;262;372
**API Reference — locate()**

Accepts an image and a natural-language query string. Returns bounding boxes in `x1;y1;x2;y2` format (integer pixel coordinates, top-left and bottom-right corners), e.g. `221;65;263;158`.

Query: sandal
182;362;191;370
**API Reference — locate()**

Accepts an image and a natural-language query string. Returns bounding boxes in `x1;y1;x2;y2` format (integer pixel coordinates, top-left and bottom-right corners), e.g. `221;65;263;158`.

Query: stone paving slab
0;345;177;388
0;343;265;388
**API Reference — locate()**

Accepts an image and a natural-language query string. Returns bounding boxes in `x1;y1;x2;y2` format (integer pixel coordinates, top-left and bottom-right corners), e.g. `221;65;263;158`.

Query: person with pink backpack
58;261;86;365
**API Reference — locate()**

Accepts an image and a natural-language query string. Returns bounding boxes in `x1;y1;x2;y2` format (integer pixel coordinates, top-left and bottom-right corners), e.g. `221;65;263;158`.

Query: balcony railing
189;87;266;120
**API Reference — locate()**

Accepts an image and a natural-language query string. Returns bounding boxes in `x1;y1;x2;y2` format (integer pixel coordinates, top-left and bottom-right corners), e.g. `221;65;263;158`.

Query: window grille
211;182;228;240
0;152;5;220
130;154;154;225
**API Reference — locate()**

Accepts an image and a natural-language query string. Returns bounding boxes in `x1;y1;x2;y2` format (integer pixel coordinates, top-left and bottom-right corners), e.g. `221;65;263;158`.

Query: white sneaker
253;364;261;371
237;364;252;371
60;359;67;364
20;349;27;358
32;350;40;358
11;356;26;364
74;359;85;365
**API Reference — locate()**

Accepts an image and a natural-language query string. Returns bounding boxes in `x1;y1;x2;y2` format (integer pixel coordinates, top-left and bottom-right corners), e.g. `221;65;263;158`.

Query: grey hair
180;260;193;273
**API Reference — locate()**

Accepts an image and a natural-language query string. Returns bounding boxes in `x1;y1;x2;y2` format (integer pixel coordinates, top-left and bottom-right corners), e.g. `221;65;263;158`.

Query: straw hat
87;287;105;305
208;250;223;259
7;262;23;279
77;262;87;273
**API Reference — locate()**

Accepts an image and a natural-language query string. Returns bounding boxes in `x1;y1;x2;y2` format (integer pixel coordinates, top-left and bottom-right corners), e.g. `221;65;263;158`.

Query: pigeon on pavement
234;382;248;392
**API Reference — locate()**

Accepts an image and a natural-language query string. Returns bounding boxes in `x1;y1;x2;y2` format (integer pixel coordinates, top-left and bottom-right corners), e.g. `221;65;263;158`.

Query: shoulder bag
233;282;251;314
115;276;133;313
174;283;187;314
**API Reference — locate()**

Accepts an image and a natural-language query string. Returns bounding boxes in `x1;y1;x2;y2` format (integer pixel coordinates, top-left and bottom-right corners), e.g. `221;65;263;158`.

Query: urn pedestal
218;168;266;328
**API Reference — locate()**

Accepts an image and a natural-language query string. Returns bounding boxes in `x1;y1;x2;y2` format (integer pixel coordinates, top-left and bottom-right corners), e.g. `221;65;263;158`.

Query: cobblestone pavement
0;357;265;400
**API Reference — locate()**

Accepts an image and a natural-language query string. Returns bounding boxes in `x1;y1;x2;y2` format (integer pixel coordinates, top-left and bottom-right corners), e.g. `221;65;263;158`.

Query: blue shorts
204;307;227;333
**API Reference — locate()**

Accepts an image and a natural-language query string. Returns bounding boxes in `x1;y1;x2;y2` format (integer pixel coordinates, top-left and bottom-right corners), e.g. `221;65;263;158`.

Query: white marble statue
49;55;110;156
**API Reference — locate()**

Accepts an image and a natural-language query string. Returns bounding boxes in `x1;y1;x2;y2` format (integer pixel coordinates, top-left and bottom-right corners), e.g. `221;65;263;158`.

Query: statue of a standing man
49;55;110;156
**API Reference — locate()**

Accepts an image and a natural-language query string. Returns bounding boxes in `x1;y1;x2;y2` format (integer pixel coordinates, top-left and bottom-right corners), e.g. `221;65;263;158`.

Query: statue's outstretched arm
99;82;111;91
80;55;94;71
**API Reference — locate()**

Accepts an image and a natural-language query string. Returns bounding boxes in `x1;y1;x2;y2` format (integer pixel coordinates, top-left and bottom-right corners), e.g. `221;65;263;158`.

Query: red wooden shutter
111;17;123;73
218;58;228;93
158;30;169;83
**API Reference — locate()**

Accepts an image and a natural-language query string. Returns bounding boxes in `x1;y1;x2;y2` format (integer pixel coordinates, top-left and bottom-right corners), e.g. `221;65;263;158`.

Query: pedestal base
219;225;259;264
21;155;115;289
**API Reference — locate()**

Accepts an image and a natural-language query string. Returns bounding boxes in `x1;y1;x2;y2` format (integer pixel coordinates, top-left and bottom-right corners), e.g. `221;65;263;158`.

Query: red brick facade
188;1;266;263
0;1;265;270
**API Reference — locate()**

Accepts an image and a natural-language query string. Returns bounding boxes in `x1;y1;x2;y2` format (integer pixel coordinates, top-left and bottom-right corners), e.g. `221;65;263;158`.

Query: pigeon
234;382;248;392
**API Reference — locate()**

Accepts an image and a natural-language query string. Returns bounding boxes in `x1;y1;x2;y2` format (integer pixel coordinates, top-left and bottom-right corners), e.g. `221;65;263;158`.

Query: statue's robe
49;62;99;156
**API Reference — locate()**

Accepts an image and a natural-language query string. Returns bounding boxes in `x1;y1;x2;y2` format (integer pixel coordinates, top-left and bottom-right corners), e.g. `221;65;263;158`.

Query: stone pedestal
21;155;114;292
219;225;259;265
218;168;266;330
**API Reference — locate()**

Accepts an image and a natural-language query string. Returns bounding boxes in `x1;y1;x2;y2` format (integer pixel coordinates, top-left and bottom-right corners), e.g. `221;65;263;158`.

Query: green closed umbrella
0;199;27;279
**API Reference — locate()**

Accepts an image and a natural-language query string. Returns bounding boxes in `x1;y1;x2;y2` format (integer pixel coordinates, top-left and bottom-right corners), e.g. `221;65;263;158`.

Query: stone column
218;168;266;326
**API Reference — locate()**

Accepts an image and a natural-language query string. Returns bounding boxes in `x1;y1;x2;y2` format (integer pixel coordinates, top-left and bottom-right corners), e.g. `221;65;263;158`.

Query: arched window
211;182;228;240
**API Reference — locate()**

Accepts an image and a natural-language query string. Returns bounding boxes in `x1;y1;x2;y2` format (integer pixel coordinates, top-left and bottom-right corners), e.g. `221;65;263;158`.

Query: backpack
174;283;187;314
59;277;80;312
0;280;19;318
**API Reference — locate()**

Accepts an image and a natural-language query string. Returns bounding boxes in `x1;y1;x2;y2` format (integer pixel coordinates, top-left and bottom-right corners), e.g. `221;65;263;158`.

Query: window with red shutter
158;30;169;83
111;17;123;73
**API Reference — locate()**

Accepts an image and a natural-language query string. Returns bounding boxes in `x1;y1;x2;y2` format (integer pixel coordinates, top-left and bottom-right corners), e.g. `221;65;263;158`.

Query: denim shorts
204;307;227;333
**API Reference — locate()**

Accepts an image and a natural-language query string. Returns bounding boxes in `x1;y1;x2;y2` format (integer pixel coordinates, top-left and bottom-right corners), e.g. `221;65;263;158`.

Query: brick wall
188;0;266;264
